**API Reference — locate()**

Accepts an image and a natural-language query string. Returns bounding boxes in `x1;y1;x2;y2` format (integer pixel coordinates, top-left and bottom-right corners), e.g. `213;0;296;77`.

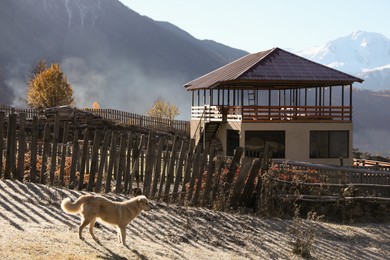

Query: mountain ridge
295;31;390;91
1;0;390;156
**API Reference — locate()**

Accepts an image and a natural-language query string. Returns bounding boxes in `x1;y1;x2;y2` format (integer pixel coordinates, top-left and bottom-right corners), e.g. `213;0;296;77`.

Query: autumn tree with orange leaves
27;61;74;109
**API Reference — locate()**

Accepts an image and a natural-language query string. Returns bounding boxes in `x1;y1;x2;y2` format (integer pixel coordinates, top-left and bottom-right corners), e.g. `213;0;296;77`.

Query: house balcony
191;105;352;123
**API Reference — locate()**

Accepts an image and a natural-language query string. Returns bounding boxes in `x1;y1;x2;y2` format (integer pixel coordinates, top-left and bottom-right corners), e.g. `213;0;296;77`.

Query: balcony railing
191;105;352;122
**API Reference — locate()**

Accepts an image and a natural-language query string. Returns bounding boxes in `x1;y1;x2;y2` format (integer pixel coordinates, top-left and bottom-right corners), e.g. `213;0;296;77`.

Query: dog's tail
61;195;93;214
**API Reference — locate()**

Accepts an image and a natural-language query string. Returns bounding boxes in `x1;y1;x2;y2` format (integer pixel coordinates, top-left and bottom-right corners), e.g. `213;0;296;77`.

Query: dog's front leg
119;226;127;245
117;226;122;243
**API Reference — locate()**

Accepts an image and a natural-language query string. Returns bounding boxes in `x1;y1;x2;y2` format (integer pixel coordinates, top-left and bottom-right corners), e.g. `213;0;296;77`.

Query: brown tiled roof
184;47;363;90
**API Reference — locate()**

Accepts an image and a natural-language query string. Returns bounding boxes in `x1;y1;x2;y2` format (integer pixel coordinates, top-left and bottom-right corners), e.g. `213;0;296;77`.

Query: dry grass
0;179;389;260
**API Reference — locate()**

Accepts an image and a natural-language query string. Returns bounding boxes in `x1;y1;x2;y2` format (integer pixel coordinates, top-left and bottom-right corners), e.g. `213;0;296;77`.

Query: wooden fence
1;112;389;219
0;112;269;209
0;105;190;136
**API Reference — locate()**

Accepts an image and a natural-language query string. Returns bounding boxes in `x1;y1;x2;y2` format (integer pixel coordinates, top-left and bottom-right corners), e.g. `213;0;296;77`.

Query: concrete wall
191;120;353;166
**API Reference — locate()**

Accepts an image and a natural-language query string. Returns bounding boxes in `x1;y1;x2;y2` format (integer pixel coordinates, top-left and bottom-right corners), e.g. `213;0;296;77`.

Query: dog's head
137;195;152;211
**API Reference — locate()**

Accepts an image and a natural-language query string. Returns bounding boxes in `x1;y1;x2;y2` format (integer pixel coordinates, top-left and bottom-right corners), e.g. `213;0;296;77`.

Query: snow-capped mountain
295;31;390;90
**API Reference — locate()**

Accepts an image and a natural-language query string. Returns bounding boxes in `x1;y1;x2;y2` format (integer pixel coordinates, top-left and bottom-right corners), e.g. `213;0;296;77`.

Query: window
245;131;285;158
310;131;349;158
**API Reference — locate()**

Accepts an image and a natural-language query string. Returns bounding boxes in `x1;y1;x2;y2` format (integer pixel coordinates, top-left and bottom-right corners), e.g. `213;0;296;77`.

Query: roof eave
185;79;363;91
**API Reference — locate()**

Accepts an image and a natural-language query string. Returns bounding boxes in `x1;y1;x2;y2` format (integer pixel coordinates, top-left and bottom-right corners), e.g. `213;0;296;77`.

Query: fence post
192;144;210;206
115;133;128;194
69;129;79;188
105;131;118;193
87;130;101;191
202;145;216;207
29;116;38;183
0;112;5;178
40;123;51;184
157;151;170;201
59;123;69;186
187;143;202;202
128;135;145;196
163;136;180;202
151;137;164;197
95;131;111;193
78;129;90;190
5;114;17;179
49;115;60;185
241;158;262;208
123;133;134;193
172;140;188;202
230;157;253;209
16;113;26;181
143;132;155;197
179;139;195;202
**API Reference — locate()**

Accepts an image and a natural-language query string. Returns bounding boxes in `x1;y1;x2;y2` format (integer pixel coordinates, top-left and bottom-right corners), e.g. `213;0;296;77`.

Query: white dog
61;195;151;244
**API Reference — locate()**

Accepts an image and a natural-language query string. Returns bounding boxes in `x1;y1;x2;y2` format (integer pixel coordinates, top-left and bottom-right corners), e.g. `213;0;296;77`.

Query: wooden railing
84;108;190;135
0;105;190;136
191;105;352;122
242;106;352;121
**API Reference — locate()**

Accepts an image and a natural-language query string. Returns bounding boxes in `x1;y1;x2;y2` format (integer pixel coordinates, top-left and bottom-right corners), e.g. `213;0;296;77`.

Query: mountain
1;1;390;156
0;0;247;116
295;32;390;156
296;31;390;91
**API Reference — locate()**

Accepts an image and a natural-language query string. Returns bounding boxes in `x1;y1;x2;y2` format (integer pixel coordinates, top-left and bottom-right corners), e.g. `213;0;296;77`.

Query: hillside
0;180;389;259
1;0;390;156
0;0;247;115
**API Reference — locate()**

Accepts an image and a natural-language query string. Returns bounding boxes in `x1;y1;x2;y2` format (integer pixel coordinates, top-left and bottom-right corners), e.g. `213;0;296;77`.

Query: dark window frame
310;130;349;158
244;130;285;158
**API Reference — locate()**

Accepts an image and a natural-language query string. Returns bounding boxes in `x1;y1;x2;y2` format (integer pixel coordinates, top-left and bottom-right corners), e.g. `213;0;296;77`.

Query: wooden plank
5;114;17;179
87;130;101;191
59;123;69;186
210;159;223;206
69;129;79;188
105;131;118;193
180;139;195;202
163;137;180;202
95;131;111;193
186;143;202;202
157;151;170;201
78;129;90;190
115;133;128;194
225;147;244;186
192;144;210;206
39;123;51;184
230;157;253;209
123;133;134;193
128;135;145;196
172;140;188;202
151;137;164;197
49;115;60;185
241;158;262;208
143;132;154;198
202;145;216;207
0;112;5;178
16;113;26;181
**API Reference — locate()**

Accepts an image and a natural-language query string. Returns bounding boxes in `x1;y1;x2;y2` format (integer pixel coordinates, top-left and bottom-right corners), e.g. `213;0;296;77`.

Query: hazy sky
120;0;390;53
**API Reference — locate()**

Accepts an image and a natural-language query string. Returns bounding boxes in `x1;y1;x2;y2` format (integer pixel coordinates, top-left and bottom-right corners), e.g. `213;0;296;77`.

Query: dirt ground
0;179;389;260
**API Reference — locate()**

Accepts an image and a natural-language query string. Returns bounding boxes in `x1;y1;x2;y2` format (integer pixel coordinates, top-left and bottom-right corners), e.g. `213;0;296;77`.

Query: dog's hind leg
89;218;98;241
78;217;91;240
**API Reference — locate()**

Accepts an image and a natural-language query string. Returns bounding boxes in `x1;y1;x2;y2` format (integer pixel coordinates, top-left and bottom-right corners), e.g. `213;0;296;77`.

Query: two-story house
184;47;363;165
